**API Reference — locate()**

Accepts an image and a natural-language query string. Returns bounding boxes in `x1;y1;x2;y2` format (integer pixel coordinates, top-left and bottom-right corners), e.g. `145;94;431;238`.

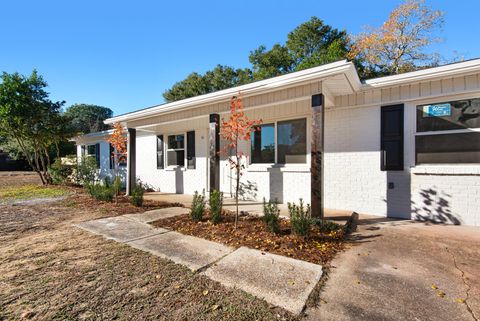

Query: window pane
187;131;195;169
417;98;480;132
416;132;480;164
87;145;96;155
168;135;184;149
167;150;185;166
277;118;307;164
251;124;275;163
157;135;164;169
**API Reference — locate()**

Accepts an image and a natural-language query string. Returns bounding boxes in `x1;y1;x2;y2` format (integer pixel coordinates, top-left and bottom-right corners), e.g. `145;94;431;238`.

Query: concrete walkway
306;220;480;321
74;207;323;315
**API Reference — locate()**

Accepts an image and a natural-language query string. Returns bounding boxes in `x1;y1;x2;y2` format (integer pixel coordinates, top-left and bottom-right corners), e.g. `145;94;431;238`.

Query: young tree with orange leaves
348;0;444;78
108;122;127;201
221;95;262;229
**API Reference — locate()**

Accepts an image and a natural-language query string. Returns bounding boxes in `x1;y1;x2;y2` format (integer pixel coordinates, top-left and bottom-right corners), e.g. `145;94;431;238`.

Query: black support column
127;128;136;195
311;94;324;218
209;114;220;191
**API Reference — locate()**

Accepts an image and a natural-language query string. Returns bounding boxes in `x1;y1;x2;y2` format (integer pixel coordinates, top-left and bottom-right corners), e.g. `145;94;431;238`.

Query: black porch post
311;94;324;218
209;114;220;191
127;128;136;195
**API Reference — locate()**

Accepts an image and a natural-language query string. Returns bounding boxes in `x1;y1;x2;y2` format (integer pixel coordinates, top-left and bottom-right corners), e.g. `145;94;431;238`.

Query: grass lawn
0;174;297;320
0;184;69;202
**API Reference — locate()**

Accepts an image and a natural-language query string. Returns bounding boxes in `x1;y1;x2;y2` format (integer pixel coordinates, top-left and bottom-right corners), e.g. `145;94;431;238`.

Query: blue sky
1;0;479;116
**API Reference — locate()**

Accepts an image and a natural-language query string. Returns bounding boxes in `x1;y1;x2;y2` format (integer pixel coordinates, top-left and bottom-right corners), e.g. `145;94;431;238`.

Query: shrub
76;156;98;186
289;199;312;237
113;175;122;197
86;183;114;202
312;218;341;233
48;158;74;184
209;189;223;225
190;190;206;221
262;198;280;233
130;180;145;207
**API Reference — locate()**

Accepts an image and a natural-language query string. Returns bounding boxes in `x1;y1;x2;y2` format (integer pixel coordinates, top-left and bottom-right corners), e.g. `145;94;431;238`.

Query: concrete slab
74;216;169;242
203;246;323;315
127;231;234;271
123;207;189;223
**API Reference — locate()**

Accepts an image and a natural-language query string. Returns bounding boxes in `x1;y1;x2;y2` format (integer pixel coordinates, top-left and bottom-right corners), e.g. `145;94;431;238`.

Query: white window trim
166;132;186;169
249;116;310;168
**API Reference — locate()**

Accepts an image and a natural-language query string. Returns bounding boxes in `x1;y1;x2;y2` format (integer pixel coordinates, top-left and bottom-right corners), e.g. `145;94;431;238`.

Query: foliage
85;182;114;202
220;95;262;229
48;157;75;184
130;180;145;207
108;122;127;202
163;65;253;102
76;156;98;186
288;199;312;237
209;189;223;225
190;190;206;221
311;218;341;234
0;70;71;185
348;0;444;78
249;44;294;80
64;103;113;134
262;198;280;233
112;175;122;197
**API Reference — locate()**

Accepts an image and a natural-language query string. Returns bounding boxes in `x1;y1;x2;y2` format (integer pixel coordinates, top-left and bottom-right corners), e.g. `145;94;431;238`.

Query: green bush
113;175;122;196
48;158;74;184
86;183;114;202
262;198;280;233
312;218;341;234
130;180;145;207
209;189;223;225
190;190;206;221
76;156;98;186
288;199;312;237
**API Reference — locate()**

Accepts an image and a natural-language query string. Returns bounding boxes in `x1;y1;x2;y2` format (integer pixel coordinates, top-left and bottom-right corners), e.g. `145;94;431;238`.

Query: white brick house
75;59;480;226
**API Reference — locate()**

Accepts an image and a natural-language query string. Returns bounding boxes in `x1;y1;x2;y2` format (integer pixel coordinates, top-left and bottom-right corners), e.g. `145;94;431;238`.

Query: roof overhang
105;60;360;125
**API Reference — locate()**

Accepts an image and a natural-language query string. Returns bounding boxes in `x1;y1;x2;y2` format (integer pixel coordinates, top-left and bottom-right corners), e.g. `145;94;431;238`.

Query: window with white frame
167;134;185;167
415;98;480;164
250;118;307;164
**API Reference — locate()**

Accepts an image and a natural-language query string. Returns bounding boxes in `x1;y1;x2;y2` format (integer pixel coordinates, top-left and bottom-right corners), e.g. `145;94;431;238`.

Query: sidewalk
75;207;323;315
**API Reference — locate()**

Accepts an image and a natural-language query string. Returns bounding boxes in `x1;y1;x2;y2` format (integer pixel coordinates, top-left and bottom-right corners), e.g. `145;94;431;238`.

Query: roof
70;129;113;143
105;58;480;125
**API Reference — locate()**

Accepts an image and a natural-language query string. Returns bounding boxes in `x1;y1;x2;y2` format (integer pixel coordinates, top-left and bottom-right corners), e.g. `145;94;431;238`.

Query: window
251;123;275;163
277;118;307;164
167;134;185;166
157;135;164;169
187;131;195;169
86;144;100;168
381;105;404;170
416;98;480;164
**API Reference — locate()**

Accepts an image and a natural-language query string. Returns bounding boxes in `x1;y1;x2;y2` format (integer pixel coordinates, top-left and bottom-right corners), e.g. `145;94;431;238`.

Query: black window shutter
109;144;114;169
187;131;195;169
157;135;164;169
95;143;100;168
381;104;404;171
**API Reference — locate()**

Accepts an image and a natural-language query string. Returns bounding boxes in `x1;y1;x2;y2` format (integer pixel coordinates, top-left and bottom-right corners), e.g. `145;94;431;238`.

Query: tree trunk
235;165;240;230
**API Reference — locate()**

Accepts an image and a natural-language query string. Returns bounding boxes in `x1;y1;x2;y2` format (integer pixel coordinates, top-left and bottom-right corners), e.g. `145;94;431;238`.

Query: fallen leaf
355;280;361;284
174;285;180;289
455;298;465;304
437;291;446;298
431;284;438;290
203;290;209;296
211;304;219;311
287;280;295;286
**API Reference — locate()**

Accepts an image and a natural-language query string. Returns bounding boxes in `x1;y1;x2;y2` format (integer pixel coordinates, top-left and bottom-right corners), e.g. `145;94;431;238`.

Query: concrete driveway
307;218;480;321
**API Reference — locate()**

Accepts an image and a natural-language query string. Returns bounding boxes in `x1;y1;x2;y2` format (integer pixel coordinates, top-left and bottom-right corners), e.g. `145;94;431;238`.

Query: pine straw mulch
152;211;346;265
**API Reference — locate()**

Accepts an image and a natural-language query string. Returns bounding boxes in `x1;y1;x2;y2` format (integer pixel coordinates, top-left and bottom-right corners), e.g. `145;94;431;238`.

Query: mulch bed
152;211;345;265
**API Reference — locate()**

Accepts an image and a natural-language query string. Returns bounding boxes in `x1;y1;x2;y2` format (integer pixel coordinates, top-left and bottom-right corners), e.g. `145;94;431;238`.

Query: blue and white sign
422;103;451;117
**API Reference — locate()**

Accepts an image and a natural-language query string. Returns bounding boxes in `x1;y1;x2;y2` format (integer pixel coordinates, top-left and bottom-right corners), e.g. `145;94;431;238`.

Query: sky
1;0;479;116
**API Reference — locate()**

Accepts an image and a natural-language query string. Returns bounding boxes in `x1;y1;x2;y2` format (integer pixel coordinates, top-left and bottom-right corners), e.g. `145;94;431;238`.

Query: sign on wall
422;103;452;117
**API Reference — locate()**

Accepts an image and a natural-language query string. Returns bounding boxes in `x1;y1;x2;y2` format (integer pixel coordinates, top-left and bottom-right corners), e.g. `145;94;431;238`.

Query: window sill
247;164;310;173
164;166;187;172
411;165;480;175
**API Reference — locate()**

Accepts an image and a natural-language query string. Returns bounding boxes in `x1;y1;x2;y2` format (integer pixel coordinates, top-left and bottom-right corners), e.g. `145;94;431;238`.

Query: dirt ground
0;174;296;321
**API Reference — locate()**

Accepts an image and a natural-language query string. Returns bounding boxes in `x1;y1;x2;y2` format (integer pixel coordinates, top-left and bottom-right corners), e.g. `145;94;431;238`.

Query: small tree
348;0;444;78
107;122;127;202
220;94;262;229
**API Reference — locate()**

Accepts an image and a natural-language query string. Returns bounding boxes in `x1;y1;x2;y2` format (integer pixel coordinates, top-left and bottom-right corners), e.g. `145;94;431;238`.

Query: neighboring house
76;59;480;226
72;130;127;183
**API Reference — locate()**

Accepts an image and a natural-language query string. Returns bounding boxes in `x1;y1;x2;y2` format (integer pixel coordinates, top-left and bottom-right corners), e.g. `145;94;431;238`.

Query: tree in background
64;103;113;134
107;122;127;202
0;70;70;184
348;0;444;78
249;44;294;80
163;65;253;102
220;95;262;229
